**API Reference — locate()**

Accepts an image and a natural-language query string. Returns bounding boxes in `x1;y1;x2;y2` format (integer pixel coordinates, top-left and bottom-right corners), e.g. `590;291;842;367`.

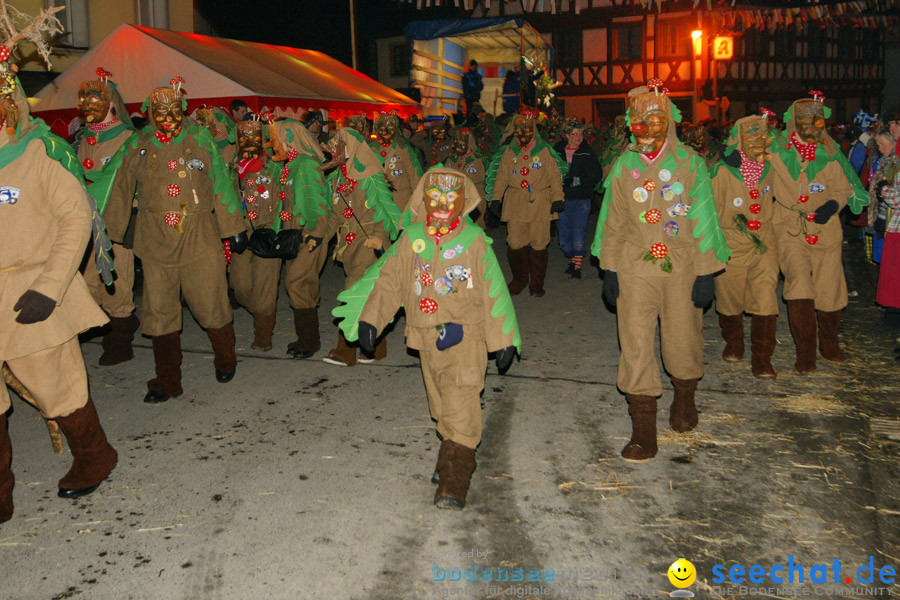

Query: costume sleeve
103;143;138;243
478;236;521;353
333;240;404;341
595;176;626;271
545;157;564;204
30;153;92;303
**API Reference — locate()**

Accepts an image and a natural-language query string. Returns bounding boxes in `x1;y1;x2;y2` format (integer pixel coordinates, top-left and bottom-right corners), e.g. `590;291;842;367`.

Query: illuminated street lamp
691;30;703;121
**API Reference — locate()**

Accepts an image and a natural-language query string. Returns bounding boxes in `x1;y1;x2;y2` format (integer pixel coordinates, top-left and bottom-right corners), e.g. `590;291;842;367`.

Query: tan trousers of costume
0;337;88;419
285;244;328;309
230;251;282;316
421;336;488;450
141;258;232;336
714;249;779;316
617;274;704;397
339;238;382;290
506;221;551;251
83;243;136;318
779;243;848;312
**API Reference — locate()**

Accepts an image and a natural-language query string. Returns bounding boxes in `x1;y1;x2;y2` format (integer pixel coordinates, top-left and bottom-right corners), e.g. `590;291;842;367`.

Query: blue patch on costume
392;169;403;177
445;264;468;280
466;166;477;174
532;161;542;169
0;186;20;205
258;175;272;185
436;322;464;351
809;183;826;193
186;158;205;171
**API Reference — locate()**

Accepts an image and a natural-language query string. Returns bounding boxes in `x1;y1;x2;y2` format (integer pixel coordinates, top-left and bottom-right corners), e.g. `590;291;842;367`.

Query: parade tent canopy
403;18;551;115
32;24;419;137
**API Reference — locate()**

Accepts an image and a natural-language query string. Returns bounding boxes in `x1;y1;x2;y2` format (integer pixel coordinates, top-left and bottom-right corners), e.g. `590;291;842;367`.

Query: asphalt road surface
2;222;898;600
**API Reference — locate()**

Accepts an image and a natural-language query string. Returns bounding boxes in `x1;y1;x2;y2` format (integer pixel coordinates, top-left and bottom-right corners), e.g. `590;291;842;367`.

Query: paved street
1;222;899;600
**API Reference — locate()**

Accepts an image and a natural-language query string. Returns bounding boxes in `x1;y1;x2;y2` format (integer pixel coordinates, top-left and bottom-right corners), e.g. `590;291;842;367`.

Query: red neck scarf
89;117;121;132
791;132;818;162
237;157;264;180
738;150;765;189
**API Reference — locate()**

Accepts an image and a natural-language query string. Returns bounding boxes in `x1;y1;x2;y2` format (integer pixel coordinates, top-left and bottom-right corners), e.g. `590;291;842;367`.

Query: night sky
196;0;467;75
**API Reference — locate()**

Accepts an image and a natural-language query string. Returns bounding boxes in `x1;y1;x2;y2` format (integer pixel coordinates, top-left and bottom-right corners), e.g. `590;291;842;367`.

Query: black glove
551;200;565;213
495;345;516;374
14;290;56;324
358;321;378;355
228;231;249;254
691;274;716;309
602;270;619;306
812;199;839;224
876;181;891;200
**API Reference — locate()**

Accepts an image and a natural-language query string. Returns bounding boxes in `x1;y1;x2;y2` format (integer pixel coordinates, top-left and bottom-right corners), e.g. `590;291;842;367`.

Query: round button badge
733;197;744;207
659;169;672;182
633;187;648;203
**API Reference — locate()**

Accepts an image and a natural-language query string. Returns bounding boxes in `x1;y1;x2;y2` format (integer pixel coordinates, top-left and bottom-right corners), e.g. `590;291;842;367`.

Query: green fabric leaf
834;151;868;214
193;124;241;215
484;149;505;200
481;230;522;353
332;241;402;342
685;153;732;264
289;154;329;228
354;155;366;173
360;172;402;240
590;178;613;259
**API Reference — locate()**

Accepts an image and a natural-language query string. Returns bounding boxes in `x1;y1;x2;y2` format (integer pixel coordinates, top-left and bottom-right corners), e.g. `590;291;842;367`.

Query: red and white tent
33;24;419;138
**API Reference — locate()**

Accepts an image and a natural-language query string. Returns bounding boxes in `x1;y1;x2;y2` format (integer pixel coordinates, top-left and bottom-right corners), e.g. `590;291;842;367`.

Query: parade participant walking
554;119;602;278
770;91;868;373
1;23;117;521
332;167;520;509
592;82;730;462
413;117;453;168
95;78;247;403
76;67;140;366
368;112;423;214
228;118;292;351
444;126;487;227
711;113;780;377
275;118;331;359
311;127;402;366
486;109;566;297
194;105;236;164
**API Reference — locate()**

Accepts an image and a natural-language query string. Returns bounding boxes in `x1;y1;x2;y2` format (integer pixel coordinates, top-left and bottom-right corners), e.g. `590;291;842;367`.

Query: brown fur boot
0;413;13;522
669;377;699;433
787;299;816;373
287;307;320;359
99;314;140;366
359;337;387;364
146;331;183;403
434;439;477;510
718;313;744;361
816;310;846;362
621;395;658;461
207;323;237;382
55;398;118;499
529;248;548;297
506;246;530;295
750;314;777;378
322;331;357;366
251;313;276;351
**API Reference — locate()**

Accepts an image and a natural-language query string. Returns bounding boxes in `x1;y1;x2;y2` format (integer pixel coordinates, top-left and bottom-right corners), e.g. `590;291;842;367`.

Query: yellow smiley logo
668;558;696;588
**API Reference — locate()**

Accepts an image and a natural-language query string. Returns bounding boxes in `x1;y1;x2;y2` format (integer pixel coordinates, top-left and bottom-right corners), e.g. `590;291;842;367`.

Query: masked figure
92;77;247;403
74;68;142;366
711;113;780;377
227;119;294;351
770;92;868;373
309;128;402;366
194;106;236;164
591;83;731;462
368;113;423;213
333;167;520;510
485;111;566;297
344;114;369;138
267;118;332;359
442;127;487;227
414;118;452;168
1;27;118;523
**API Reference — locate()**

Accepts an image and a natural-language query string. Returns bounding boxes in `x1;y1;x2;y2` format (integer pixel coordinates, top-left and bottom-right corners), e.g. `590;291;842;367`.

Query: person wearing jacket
591;82;731;462
554;120;602;278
